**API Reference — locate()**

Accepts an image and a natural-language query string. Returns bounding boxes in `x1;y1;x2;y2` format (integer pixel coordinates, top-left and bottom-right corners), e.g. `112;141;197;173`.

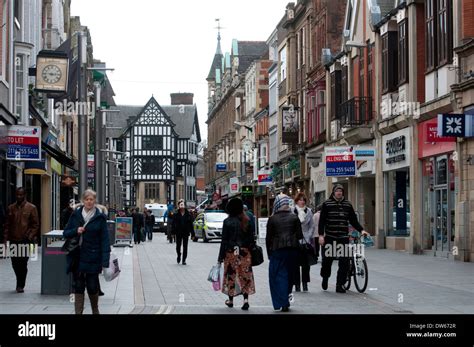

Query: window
142;158;163;175
330;70;341;120
15;55;24;118
301;27;305;67
145;183;160;200
398;20;409;85
368;42;373;102
382;32;398;93
341;65;348;103
280;46;287;80
437;0;452;66
426;0;436;71
14;0;21;29
425;0;453;71
359;48;365;97
296;32;300;70
142;136;163;150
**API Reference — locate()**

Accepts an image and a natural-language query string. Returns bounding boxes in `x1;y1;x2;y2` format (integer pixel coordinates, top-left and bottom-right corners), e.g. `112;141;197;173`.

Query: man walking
172;200;195;265
3;188;40;293
132;208;144;244
145;209;155;241
318;185;369;293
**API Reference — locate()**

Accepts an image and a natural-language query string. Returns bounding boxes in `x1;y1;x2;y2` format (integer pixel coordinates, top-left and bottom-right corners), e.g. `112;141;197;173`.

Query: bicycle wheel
342;259;352;291
353;256;368;293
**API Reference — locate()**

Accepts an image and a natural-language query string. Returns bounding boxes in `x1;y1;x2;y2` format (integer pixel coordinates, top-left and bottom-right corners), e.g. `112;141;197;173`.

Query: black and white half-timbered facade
109;94;201;209
120;97;178;208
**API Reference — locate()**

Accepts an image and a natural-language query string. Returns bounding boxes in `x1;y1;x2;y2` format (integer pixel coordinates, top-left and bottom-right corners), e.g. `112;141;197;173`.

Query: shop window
386;169;410;236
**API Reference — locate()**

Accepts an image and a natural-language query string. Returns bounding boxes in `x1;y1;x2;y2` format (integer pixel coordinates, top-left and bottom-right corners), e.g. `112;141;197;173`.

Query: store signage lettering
385;136;406;165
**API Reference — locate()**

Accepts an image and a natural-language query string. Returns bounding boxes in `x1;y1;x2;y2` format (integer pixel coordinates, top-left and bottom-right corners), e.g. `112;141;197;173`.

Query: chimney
170;93;194;105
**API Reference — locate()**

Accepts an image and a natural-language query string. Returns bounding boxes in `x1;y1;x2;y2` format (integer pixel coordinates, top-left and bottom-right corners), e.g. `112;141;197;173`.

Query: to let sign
5;126;41;161
325;147;356;177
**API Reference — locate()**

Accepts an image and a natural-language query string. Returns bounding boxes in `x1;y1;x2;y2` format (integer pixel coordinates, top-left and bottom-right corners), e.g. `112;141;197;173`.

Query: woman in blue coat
63;189;110;314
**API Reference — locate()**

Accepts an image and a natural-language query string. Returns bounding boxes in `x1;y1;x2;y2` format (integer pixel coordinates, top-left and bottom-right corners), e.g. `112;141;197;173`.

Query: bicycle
342;230;373;293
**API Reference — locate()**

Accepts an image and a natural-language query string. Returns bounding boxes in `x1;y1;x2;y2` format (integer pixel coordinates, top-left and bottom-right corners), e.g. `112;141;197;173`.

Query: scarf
273;194;291;214
295;205;308;224
82;206;96;227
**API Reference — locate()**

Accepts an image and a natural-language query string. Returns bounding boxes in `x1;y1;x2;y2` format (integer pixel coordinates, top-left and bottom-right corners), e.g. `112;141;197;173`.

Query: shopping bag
103;253;121;282
211;264;222;291
208;264;221;282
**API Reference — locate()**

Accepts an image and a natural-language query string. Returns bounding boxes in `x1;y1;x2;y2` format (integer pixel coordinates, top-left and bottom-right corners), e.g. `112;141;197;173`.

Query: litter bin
41;230;72;295
107;220;116;246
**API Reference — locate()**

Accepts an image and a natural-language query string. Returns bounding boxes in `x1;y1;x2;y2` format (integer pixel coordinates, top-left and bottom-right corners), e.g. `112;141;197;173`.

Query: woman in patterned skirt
217;198;256;310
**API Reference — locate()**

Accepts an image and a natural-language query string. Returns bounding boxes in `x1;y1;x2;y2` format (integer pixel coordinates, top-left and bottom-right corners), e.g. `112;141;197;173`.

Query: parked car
193;210;228;242
145;203;168;233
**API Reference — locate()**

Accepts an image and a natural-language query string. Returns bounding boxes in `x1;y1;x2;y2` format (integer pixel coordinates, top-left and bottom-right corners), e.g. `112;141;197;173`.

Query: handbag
300;239;318;266
140;227;146;242
103;253;121;282
250;244;264;267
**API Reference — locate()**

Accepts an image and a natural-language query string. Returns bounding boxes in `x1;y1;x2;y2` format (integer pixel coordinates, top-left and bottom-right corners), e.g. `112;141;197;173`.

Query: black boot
303;283;308;292
177;255;181;264
336;285;346;293
295;285;301;292
321;278;328;291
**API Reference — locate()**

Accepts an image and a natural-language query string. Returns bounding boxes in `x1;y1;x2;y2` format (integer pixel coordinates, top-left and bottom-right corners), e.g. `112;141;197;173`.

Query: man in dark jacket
172;200;195;265
145;210;155;241
318;184;369;293
4;187;40;293
132;208;144;244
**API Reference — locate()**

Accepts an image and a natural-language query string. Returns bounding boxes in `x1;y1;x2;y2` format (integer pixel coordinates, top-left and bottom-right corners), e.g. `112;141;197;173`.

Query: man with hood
318;184;369;293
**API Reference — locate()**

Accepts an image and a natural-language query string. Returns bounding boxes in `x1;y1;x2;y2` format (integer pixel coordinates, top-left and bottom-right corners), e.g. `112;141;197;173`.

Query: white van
144;203;168;233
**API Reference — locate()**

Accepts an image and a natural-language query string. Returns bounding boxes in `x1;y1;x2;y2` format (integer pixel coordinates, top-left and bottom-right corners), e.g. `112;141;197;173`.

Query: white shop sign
311;162;327;193
382;127;411;171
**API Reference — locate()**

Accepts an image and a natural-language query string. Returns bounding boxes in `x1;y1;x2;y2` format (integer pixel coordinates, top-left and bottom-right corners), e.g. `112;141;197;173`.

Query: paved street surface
1;234;474;314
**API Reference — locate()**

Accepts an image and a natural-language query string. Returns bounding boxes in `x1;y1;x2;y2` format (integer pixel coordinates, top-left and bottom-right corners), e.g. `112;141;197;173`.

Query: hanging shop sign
282;106;299;144
257;169;273;186
5;126;42;161
216;163;227;172
437;114;474;138
229;177;239;195
242;185;254;196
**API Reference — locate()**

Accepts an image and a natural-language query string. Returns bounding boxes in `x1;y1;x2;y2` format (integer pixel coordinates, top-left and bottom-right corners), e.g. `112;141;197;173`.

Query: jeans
145;225;153;241
176;234;189;262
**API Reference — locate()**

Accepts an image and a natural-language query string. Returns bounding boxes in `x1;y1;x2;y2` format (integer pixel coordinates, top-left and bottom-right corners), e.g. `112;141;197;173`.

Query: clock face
42;65;62;84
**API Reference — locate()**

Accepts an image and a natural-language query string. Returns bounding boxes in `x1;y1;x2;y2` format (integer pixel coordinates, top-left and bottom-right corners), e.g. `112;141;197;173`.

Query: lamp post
90;70;115;204
77;32;88;196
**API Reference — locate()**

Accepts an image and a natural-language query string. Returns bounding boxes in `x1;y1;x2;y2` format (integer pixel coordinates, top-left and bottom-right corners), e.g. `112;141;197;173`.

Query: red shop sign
426;123;455;143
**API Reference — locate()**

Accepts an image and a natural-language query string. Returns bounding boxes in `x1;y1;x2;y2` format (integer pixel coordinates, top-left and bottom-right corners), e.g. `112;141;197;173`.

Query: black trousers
320;236;350;286
11;256;29;289
294;249;311;286
176;234;189;262
73;272;100;295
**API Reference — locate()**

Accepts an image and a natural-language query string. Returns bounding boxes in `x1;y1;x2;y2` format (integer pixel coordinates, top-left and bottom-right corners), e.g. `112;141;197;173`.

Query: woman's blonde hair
82;189;97;201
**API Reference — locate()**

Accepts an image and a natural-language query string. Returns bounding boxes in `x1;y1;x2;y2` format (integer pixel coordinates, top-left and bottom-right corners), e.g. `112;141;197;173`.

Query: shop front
382;128;411;250
418;119;456;258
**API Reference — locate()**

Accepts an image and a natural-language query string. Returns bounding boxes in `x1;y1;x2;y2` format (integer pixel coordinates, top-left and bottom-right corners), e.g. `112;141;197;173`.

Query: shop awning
24;154;47;175
43;142;75;169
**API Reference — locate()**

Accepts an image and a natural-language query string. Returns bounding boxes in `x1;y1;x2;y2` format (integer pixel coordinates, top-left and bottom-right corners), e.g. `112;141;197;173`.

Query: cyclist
318;185;370;293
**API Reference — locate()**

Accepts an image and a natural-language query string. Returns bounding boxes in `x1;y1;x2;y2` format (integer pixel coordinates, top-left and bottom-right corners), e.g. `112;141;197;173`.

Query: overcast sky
70;0;291;141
